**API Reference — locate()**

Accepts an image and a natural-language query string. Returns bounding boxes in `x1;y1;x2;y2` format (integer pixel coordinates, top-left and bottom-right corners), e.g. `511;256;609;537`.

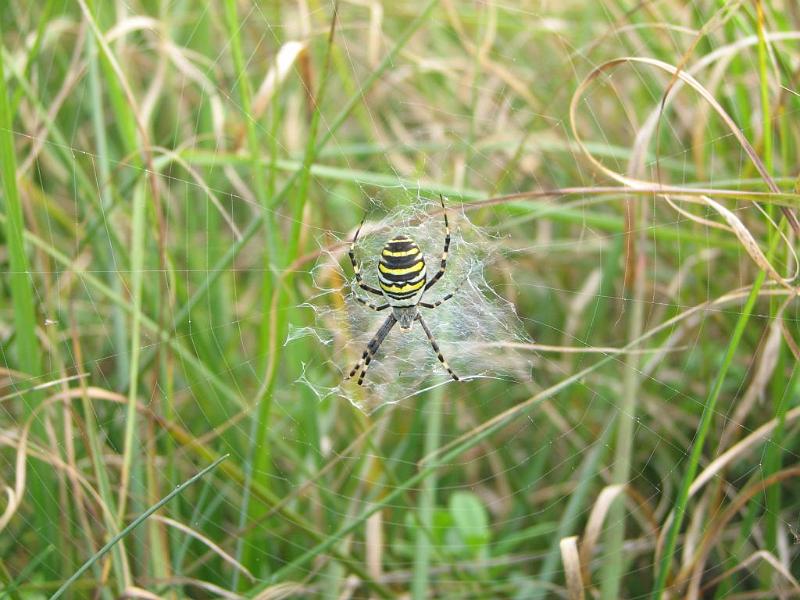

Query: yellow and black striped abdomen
378;235;427;304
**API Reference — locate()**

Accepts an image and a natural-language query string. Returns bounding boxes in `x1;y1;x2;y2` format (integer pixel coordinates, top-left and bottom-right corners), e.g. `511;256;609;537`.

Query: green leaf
448;492;490;551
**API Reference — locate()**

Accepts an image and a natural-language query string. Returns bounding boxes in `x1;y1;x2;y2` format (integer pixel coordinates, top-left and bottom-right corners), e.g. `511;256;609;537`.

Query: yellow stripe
382;247;419;257
388;237;411;243
379;279;425;294
379;261;424;276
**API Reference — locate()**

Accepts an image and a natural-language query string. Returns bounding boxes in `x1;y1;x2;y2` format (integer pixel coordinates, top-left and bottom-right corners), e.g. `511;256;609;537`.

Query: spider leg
346;314;397;385
416;314;460;381
419;294;454;310
354;295;390;311
349;215;383;297
423;195;451;292
420;276;467;309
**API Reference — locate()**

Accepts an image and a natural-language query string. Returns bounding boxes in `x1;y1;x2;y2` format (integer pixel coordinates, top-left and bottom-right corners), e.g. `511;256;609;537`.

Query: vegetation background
1;0;799;598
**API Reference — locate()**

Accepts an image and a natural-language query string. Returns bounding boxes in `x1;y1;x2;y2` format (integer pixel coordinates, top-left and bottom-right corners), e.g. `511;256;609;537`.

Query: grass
1;1;800;598
49;455;229;600
0;23;55;577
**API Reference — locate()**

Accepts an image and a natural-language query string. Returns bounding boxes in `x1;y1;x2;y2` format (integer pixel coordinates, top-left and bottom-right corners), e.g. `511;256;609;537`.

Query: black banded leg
346;314;397;385
357;353;377;386
424;195;451;292
416;315;459;381
354;296;390;311
349;215;383;297
420;277;467;309
419;293;454;309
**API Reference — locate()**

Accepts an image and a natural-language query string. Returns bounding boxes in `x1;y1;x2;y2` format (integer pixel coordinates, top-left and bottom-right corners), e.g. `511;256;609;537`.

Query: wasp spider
346;196;461;386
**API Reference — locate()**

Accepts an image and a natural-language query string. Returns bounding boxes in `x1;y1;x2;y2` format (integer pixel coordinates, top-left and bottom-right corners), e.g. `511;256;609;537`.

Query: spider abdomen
378;235;427;304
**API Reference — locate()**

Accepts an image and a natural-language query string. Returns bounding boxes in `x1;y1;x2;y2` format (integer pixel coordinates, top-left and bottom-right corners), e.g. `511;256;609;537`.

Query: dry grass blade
251;582;308;600
0;426;27;533
680;492;710;573
718;296;791;451
569;55;800;261
0;372;87;403
149;515;255;582
578;484;625;582
700;195;795;289
145;578;247;599
661;196;734;232
677;467;800;596
105;15;160;39
464;342;671;355
366;509;383;581
0;395;122;534
560;535;585;600
120;587;162;600
561;268;602;369
18;22;87;176
252;41;308;117
697;550;800;598
0;387;112;535
689;404;800;497
153;146;242;240
571;56;777;193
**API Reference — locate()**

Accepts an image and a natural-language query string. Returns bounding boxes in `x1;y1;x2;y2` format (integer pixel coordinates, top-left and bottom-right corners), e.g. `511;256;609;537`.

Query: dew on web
286;195;534;413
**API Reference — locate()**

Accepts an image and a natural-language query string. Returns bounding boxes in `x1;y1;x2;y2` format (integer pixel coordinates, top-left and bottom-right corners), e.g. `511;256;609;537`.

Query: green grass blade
221;0;279;579
600;218;645;598
0;7;42;409
533;418;614;598
0;545;53;600
49;454;230;600
650;269;767;599
412;386;444;599
117;183;146;524
0;24;55;574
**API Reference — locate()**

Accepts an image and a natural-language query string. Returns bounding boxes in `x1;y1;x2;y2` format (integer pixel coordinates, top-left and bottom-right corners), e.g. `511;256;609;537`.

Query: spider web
287;195;534;413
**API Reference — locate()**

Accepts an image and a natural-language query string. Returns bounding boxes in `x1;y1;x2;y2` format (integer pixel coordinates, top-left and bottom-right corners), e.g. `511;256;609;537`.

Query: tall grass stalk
117;182;145;530
600;213;645;598
221;0;279;578
754;0;786;562
650;264;770;599
85;20;129;390
533;418;615;598
0;30;40;412
70;329;129;594
412;386;444;599
0;28;54;572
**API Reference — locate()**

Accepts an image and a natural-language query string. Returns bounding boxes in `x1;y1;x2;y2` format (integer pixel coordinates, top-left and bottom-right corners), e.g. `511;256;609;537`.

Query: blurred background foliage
1;1;800;598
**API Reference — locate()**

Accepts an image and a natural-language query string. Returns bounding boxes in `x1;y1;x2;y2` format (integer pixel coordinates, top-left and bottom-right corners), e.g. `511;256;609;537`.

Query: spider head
392;306;418;330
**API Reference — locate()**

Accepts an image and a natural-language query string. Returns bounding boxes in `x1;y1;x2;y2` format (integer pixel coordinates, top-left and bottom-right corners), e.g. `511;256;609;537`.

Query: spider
345;196;461;386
